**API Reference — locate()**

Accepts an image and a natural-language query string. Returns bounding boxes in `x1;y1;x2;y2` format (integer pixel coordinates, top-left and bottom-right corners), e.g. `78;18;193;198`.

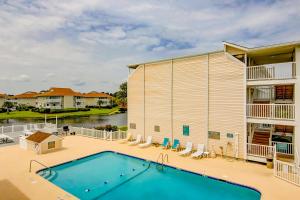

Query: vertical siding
0;98;4;107
145;62;172;143
127;51;246;158
173;56;208;147
63;96;74;108
127;66;145;139
208;52;245;158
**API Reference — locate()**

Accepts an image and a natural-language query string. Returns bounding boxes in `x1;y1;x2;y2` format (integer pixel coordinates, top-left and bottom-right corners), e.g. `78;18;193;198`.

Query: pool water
38;151;261;200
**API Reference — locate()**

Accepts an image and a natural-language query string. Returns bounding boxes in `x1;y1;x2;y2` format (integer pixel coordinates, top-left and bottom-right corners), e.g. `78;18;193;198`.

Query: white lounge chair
179;142;193;156
119;133;132;144
128;134;142;146
138;136;152;148
191;144;205;158
0;134;14;144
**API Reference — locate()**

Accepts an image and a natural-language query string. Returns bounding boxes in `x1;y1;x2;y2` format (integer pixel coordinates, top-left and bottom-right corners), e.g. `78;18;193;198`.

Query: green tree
2;101;14;114
115;82;127;108
97;99;104;108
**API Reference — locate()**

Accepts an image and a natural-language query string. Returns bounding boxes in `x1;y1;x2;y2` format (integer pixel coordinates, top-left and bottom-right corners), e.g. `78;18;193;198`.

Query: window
208;131;220;140
227;133;234;139
129;123;136;129
154;125;160;132
183;125;189;136
48;141;55;149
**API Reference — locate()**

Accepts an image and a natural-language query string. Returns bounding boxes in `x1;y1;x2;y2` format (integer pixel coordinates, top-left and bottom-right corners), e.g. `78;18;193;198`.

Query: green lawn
0;107;120;120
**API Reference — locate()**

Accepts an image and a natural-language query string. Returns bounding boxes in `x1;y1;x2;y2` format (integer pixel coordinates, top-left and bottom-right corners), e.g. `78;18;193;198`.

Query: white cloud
0;0;300;94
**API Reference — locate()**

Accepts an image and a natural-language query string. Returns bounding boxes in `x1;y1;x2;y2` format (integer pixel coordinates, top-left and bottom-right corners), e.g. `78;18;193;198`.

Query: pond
0;113;127;128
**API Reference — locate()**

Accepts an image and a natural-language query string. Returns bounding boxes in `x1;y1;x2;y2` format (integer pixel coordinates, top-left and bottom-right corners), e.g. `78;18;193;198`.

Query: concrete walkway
0;136;299;200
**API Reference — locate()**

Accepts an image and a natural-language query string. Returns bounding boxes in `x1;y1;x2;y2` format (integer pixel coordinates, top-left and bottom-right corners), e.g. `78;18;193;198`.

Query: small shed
26;131;63;154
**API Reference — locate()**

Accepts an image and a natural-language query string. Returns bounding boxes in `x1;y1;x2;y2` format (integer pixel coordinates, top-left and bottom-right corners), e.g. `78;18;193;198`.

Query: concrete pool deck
0;135;299;200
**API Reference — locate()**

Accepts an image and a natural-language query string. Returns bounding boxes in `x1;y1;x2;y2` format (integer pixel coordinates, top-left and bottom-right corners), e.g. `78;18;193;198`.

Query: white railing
247;104;295;120
0;123;50;135
69;126;127;141
247;143;274;157
274;159;300;186
272;141;293;155
247;62;296;81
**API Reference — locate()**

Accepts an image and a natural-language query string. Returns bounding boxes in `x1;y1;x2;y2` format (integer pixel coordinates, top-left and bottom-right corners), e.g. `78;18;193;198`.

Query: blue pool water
38;151;261;200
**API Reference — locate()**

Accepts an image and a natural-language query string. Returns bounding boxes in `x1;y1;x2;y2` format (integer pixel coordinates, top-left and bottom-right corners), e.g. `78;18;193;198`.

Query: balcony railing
247;62;296;81
247;143;274;157
272;141;294;155
247;104;295;120
47;99;61;103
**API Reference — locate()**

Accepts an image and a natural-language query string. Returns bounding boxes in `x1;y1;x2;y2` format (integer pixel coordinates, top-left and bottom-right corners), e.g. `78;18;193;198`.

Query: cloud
0;0;299;94
0;74;31;82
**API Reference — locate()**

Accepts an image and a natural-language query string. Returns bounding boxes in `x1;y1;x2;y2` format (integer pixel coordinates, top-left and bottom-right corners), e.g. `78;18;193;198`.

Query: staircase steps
252;131;270;146
275;85;293;100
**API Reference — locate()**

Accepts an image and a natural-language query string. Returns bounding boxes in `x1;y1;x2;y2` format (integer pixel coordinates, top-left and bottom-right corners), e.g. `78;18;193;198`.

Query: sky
0;0;300;94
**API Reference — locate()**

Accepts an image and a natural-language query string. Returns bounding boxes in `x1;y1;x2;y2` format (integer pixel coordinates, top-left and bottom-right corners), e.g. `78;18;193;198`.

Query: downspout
207;54;210;148
143;64;146;140
171;59;174;143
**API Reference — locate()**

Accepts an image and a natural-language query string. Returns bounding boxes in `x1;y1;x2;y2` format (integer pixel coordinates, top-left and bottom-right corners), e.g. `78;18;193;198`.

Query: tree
2;101;14;114
97;99;104;108
115;82;127;108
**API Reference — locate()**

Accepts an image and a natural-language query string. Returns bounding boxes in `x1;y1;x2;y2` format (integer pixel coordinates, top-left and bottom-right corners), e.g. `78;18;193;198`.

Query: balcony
247;62;296;83
247;104;295;120
47;98;61;103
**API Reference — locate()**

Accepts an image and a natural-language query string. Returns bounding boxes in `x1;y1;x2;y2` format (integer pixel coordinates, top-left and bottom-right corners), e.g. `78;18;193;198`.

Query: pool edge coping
36;150;262;198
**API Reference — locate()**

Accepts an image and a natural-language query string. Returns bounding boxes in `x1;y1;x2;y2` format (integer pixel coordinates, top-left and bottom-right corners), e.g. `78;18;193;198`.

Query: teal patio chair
162;138;170;149
171;139;180;151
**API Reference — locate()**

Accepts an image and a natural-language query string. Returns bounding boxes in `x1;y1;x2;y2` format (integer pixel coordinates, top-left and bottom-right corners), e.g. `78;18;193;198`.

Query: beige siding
145;61;172;143
63;96;74;108
127;66;145;139
127;51;246;158
17;98;37;107
173;56;208;147
40;140;63;154
208;52;245;158
85;98;98;106
0;98;4;107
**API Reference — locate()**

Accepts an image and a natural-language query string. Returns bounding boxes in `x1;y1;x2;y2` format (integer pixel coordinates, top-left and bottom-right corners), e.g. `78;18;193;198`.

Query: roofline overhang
127;50;223;69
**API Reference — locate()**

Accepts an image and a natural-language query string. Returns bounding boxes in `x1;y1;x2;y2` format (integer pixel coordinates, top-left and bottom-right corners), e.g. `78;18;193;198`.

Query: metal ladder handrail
156;153;169;170
29;160;52;175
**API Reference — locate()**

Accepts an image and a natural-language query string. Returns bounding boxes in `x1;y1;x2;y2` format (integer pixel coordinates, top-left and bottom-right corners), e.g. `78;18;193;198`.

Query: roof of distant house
14;91;38;99
36;87;83;97
26;131;52;143
83;92;113;98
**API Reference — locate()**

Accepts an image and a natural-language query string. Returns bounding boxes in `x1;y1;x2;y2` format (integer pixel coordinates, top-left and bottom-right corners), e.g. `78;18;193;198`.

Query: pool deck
0;135;299;200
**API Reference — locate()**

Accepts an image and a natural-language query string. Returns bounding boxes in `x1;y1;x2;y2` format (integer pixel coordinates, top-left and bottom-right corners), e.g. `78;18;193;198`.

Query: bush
119;107;127;113
31;108;90;114
16;104;30;111
95;124;118;132
0;108;7;113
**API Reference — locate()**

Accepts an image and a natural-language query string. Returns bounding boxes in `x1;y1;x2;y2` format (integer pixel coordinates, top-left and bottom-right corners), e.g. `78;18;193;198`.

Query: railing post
110;131;113;141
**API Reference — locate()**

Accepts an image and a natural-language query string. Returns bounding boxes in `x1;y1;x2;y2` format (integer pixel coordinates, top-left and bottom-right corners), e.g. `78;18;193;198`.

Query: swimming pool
38;151;261;200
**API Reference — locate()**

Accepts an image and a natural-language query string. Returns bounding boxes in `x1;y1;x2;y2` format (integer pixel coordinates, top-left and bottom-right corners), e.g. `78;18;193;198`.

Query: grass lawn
0;107;120;120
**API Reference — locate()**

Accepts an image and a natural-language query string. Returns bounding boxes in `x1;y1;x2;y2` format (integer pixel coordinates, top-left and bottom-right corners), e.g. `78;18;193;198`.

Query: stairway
252;131;270;145
275;85;293;100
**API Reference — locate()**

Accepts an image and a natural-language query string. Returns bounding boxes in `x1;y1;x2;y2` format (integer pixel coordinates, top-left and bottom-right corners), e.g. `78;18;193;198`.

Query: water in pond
0;113;127;128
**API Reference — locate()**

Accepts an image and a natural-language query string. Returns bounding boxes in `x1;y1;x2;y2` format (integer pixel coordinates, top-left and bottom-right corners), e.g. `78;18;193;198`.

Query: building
127;41;300;163
83;91;113;107
13;91;38;107
0;93;5;107
25;131;63;154
36;87;85;109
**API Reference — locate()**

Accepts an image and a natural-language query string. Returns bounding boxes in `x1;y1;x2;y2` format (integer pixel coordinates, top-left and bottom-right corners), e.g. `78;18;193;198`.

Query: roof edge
127;49;223;69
